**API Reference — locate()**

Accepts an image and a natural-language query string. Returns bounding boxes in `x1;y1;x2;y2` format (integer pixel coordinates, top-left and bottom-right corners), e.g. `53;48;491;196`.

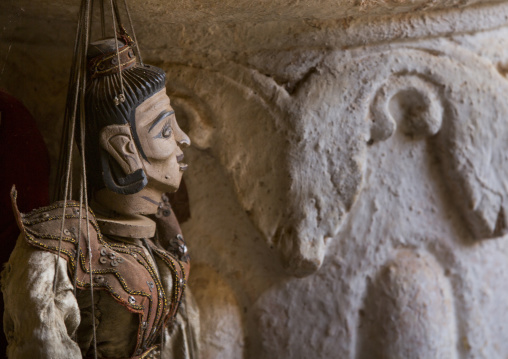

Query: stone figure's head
84;38;190;196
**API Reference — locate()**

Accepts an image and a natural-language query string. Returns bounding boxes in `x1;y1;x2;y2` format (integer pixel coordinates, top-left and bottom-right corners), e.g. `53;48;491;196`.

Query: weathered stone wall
3;1;508;358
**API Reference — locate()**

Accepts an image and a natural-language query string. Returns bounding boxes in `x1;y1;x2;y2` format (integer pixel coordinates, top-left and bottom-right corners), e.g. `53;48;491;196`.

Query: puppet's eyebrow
148;110;174;133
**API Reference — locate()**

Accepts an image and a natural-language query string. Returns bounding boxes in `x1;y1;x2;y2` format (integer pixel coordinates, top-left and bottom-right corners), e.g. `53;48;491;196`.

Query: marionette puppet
1;2;198;358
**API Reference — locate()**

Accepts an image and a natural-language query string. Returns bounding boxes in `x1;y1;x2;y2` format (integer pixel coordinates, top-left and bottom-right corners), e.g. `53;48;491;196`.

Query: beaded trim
88;44;136;79
16;200;186;356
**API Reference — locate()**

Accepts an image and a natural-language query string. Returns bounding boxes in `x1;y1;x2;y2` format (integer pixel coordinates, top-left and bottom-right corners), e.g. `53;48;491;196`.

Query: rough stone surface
357;250;457;359
3;1;508;358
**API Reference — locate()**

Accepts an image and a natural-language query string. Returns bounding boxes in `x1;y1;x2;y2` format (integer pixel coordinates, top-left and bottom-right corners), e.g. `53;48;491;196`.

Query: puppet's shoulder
10;187;100;263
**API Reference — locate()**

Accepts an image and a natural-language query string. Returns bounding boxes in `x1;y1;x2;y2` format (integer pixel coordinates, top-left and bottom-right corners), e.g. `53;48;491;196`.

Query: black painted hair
84;38;166;195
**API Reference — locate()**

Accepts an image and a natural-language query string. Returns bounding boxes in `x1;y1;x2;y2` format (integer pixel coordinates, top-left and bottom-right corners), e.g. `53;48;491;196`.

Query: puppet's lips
176;154;185;163
179;163;188;172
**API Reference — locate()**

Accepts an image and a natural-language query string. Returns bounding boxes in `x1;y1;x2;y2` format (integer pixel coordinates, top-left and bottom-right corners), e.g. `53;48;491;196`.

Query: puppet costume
2;189;197;359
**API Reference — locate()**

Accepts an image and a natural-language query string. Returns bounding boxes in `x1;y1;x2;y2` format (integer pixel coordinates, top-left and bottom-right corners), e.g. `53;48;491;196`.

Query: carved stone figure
1;38;198;359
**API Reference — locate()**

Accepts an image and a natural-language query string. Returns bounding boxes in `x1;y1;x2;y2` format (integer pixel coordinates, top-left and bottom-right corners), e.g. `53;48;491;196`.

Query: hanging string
73;181;83;296
90;0;95;41
52;0;87;293
111;0;124;29
68;166;73;200
122;0;143;65
71;178;84;344
110;0;126;105
80;89;98;359
79;0;99;357
53;0;87;201
100;0;106;38
52;0;98;356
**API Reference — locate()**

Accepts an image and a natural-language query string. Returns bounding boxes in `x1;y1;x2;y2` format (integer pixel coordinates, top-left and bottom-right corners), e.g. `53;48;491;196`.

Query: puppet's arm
2;236;82;359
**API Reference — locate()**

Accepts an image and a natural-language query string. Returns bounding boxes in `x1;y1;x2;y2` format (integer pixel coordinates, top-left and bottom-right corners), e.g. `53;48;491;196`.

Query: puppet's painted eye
162;123;172;138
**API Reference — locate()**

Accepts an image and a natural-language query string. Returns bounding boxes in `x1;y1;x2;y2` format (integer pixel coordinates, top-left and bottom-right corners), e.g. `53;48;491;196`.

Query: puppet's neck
91;187;165;239
93;186;164;216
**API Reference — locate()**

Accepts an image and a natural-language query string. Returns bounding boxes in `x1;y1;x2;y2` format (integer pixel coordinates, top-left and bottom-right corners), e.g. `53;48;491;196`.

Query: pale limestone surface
3;1;508;358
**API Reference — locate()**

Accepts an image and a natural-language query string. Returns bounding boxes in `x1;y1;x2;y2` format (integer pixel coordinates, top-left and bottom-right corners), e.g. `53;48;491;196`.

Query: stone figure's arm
1;235;82;359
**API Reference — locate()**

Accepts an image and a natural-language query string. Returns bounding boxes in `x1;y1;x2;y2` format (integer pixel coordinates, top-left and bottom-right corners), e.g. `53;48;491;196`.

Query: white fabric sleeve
1;235;82;359
162;288;200;359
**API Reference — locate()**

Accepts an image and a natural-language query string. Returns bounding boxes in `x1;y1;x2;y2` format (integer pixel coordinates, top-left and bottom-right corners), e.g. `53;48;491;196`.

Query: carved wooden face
135;88;190;192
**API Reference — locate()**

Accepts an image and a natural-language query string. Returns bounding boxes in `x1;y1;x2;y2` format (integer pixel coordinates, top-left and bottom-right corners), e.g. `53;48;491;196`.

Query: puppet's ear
99;124;147;195
100;124;144;175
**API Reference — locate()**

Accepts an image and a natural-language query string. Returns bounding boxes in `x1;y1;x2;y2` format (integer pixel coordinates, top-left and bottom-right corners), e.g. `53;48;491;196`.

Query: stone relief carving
157;33;508;357
366;45;508;240
189;264;244;358
162;38;508;279
163;61;366;277
357;249;457;359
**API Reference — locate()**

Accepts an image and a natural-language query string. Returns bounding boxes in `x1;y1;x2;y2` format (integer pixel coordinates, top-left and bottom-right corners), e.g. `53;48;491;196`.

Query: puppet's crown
87;36;137;79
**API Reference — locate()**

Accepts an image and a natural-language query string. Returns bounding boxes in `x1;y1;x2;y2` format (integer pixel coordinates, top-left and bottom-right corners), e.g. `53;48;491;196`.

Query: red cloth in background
0;89;50;358
0;89;50;253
